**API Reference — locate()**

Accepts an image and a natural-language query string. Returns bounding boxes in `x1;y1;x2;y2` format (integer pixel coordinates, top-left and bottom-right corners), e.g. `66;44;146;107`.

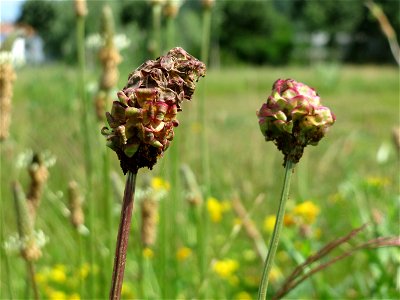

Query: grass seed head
68;181;85;229
102;47;206;174
74;0;87;18
27;153;49;219
95;5;122;121
257;79;335;165
0;53;16;141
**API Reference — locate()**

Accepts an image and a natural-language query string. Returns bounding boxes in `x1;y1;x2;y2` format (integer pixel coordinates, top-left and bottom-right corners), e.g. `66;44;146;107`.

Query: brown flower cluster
102;47;206;173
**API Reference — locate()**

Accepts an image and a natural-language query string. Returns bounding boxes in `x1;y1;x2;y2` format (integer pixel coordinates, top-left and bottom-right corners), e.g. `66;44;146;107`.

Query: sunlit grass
1;64;398;299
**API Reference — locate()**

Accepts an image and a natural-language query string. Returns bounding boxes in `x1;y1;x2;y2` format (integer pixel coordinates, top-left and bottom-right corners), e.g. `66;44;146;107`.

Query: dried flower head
201;0;215;10
74;0;87;18
68;181;85;229
257;79;335;165
27;153;49;219
102;47;206;174
94;5;122;121
0;52;17;141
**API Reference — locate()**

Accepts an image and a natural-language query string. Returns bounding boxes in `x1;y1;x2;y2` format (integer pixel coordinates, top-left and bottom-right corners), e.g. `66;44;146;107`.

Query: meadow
0;62;399;300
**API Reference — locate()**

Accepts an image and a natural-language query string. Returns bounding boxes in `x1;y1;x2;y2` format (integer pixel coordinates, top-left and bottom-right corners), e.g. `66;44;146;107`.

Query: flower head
212;259;239;279
176;246;192;261
257;79;335;165
293;200;320;225
102;47;206;173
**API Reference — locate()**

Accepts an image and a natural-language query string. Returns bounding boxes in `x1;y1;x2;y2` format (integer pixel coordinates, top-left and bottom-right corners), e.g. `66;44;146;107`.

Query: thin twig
109;171;137;300
232;196;268;260
282;223;368;287
273;230;399;299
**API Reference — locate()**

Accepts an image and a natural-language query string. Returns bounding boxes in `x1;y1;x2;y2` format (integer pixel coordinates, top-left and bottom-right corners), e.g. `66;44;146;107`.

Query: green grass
1;63;399;299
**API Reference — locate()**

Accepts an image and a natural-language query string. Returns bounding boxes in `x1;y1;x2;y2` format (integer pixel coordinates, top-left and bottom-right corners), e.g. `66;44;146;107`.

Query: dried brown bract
102;47;206;174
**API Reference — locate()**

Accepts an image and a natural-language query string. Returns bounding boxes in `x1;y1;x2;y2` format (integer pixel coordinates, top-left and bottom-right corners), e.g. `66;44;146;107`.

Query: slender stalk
0;163;13;299
199;6;212;193
109;171;137;300
76;12;96;296
76;14;93;186
27;261;39;300
197;8;212;296
151;3;162;57
258;160;295;300
166;16;175;51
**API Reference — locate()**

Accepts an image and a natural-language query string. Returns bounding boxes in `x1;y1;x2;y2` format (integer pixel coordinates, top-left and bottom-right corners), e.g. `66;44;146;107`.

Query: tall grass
1;64;398;299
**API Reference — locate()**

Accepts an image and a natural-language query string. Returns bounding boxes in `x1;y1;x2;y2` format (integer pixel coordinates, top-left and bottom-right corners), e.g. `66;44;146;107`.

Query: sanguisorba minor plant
256;79;335;300
101;47;206;299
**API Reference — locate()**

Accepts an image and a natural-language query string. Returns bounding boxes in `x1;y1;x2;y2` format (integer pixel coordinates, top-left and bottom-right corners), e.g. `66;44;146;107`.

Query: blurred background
1;1;399;300
1;0;399;67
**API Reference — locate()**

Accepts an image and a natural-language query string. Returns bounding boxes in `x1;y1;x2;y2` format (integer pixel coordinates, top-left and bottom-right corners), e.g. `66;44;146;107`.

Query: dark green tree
17;0;56;34
218;1;293;65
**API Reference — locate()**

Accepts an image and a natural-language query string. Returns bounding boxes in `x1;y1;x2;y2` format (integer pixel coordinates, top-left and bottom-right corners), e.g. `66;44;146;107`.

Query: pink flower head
257;79;335;164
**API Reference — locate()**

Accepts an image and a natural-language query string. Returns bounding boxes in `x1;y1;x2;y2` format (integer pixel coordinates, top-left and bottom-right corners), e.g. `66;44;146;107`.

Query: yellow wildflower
263;215;276;233
283;213;295;226
50;264;67;283
235;291;253;300
269;266;282;283
207;197;224;223
79;263;90;279
151;177;170;191
35;272;47;284
68;293;81;300
366;176;390;188
143;247;154;259
293;200;320;224
47;289;67;300
176;247;192;261
122;282;135;298
212;259;239;279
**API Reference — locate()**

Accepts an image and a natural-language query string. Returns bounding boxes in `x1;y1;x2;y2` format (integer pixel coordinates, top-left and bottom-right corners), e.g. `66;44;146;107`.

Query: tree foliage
15;0;399;65
218;1;293;64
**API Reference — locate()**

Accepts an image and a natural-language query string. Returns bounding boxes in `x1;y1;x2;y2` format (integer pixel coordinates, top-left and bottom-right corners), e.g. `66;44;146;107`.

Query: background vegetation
16;0;400;65
1;0;399;299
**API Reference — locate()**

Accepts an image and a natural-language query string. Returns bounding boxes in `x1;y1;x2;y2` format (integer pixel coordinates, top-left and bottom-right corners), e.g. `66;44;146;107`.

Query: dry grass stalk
74;0;87;18
392;127;400;154
26;154;49;220
273;224;399;299
0;56;16;141
232;196;268;260
68;180;85;229
141;197;158;247
12;181;40;299
12;181;42;262
365;0;399;65
180;164;203;206
94;5;121;121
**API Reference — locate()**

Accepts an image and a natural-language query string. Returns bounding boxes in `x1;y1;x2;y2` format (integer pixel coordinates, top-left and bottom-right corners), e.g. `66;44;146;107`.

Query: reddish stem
109;171;137;300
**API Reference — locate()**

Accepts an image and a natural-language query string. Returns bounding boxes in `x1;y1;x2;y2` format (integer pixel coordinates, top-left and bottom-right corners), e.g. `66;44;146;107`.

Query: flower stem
109;170;137;300
27;261;39;300
151;2;162;57
258;160;295;300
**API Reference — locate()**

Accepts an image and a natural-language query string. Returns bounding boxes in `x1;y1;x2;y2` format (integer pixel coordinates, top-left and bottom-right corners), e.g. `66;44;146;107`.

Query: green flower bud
102;47;206;173
257;79;335;165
